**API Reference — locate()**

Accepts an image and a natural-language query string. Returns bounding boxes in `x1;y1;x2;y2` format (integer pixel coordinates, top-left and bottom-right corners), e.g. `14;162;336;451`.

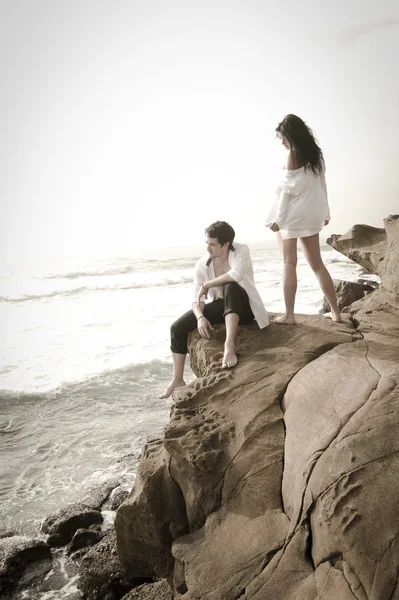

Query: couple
159;114;341;399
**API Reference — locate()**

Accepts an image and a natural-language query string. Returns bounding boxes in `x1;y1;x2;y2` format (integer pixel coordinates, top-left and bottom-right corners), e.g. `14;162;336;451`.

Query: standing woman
266;114;341;324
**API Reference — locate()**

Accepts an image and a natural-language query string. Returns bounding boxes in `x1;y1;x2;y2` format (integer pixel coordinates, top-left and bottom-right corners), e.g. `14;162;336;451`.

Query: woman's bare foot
324;311;342;323
159;378;186;399
222;341;237;368
274;313;296;325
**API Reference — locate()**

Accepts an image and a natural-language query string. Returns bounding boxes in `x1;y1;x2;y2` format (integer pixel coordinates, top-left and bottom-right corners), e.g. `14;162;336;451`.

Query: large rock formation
115;215;399;600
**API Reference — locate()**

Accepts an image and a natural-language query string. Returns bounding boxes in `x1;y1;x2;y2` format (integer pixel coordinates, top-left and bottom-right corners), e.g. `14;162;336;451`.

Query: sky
1;0;398;262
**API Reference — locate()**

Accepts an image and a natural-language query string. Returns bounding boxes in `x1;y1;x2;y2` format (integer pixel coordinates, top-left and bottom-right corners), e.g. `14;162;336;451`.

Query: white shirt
266;166;330;236
192;242;269;329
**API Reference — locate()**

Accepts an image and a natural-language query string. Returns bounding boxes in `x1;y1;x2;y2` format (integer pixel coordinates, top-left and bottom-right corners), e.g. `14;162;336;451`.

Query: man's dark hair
205;221;235;249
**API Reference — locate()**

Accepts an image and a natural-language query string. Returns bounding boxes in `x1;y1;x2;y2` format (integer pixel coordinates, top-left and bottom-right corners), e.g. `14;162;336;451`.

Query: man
159;221;269;399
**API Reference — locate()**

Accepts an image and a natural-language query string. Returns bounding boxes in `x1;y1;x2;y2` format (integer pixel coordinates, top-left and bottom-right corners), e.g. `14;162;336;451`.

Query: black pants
170;282;254;354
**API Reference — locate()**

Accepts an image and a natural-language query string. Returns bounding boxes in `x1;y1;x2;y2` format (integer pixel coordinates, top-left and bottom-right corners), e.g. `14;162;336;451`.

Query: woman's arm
272;189;290;230
320;168;331;222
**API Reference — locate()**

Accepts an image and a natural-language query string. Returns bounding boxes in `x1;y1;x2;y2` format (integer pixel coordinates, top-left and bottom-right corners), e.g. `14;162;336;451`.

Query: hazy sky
1;0;398;261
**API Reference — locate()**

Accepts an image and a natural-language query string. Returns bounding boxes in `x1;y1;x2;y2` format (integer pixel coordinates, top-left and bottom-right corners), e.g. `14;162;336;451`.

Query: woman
266;114;341;324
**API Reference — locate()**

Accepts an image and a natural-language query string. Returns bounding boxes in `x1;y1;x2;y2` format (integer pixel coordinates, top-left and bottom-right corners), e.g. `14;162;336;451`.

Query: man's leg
159;309;197;399
222;283;254;368
159;300;225;398
159;351;187;399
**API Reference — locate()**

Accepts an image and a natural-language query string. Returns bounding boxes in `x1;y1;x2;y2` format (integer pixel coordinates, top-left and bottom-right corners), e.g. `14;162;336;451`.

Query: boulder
115;216;399;599
381;214;399;295
121;579;172;599
0;536;52;599
321;279;376;313
327;223;387;275
67;527;105;556
115;438;189;579
109;488;130;511
42;502;103;547
77;530;145;600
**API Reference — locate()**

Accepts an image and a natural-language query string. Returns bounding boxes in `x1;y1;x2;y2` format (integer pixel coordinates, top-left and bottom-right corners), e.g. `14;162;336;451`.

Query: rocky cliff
115;215;399;600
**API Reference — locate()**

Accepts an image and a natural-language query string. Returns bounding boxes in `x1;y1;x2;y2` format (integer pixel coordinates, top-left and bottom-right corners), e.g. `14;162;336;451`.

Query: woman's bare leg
300;234;341;322
276;234;298;325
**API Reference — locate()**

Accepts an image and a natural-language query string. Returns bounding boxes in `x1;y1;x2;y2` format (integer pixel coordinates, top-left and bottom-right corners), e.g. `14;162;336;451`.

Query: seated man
159;221;269;399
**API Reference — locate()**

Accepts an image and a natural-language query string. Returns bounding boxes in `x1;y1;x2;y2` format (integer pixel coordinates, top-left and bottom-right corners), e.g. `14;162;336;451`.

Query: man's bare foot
159;378;186;399
222;342;237;369
274;314;296;325
323;311;342;323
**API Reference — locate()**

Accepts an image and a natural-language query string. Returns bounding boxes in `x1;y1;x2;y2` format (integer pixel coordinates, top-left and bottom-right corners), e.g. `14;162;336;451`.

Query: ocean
0;240;375;538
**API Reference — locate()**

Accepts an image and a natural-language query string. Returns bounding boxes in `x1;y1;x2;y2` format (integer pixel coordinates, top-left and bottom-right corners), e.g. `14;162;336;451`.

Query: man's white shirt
193;242;269;329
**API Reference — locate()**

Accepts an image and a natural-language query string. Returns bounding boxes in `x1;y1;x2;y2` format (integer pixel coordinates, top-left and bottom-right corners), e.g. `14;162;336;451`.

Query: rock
121;579;171;599
67;527;105;556
109;487;130;511
115;216;399;599
0;536;52;598
320;279;377;313
116;315;355;595
381;214;399;295
82;478;120;511
77;529;147;600
115;438;189;578
327;223;387;275
42;502;103;547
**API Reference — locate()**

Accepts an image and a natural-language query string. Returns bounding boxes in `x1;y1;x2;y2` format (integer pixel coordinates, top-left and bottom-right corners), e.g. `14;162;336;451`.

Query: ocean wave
0;357;172;400
0;275;193;304
44;258;197;280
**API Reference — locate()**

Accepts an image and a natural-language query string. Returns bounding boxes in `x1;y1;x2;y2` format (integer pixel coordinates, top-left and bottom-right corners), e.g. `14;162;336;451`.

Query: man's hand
269;222;280;232
196;283;208;307
197;315;214;339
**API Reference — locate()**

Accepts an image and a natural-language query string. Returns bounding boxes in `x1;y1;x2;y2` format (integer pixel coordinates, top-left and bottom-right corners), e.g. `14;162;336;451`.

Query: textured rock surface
116;216;399;600
42;502;103;546
327;223;387;275
121;579;171;599
321;279;376;313
0;536;52;599
77;530;142;600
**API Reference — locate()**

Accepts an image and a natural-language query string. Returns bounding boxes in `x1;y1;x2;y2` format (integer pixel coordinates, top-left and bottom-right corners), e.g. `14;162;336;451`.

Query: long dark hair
276;114;324;175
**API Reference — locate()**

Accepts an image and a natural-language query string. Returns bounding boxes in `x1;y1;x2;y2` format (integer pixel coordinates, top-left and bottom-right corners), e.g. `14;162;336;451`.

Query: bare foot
323;311;342;323
222;342;237;369
274;314;296;325
159;378;186;399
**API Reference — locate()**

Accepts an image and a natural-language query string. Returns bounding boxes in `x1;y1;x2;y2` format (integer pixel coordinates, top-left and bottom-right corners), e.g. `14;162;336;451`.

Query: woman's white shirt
266;165;331;238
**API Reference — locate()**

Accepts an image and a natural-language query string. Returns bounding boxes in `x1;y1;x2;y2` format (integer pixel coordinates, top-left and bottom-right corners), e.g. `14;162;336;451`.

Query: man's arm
192;260;207;319
203;272;235;291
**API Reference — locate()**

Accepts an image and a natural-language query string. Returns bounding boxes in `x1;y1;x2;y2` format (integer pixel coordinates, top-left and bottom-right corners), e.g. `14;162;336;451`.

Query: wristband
197;315;205;322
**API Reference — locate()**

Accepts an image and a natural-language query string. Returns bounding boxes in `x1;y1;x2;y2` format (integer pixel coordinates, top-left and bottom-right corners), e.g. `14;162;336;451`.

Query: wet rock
42;502;103;547
109;488;130;511
0;536;52;598
82;478;120;511
67;527;105;556
77;529;147;600
121;579;171;599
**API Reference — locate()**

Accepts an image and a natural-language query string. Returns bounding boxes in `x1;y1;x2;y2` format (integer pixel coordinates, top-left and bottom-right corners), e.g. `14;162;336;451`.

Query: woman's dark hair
276;114;324;175
205;221;235;248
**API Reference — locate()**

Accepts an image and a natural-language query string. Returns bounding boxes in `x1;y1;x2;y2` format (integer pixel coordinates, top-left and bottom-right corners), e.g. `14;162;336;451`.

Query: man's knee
170;318;180;336
223;281;240;296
